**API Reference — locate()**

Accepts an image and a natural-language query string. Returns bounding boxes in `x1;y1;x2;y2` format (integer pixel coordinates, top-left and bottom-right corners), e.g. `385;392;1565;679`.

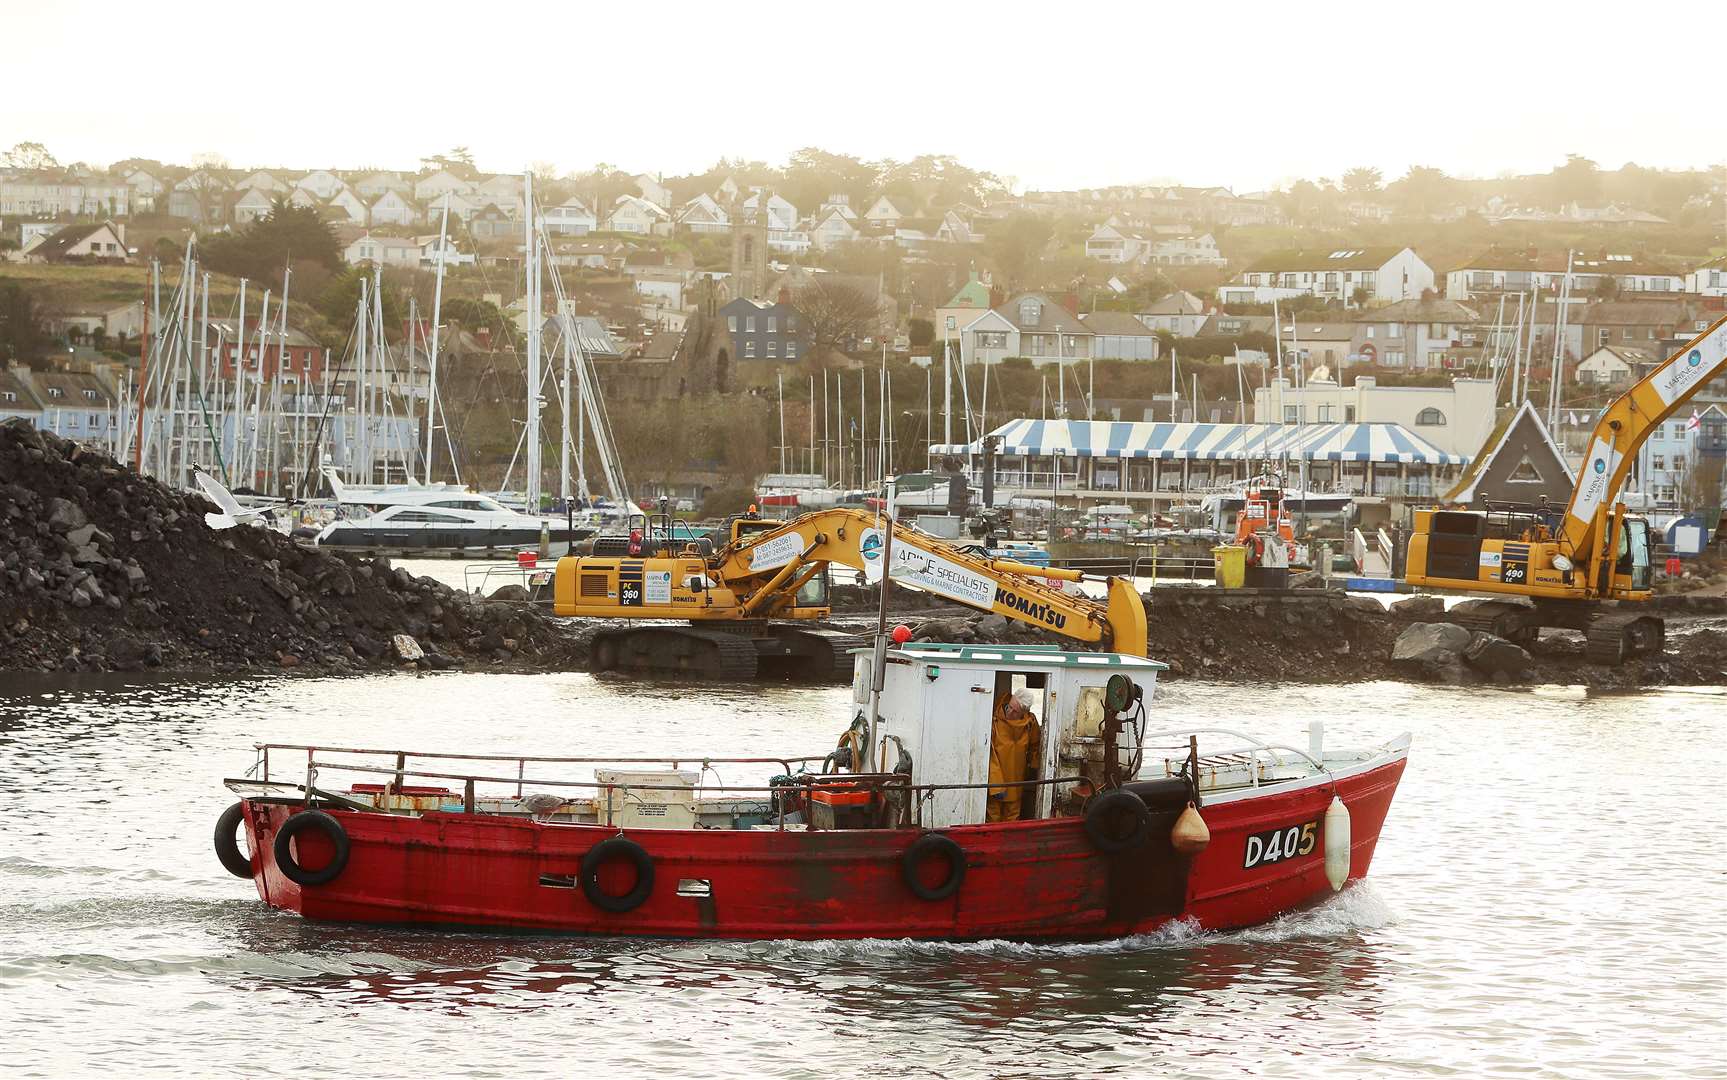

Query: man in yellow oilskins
987;688;1041;822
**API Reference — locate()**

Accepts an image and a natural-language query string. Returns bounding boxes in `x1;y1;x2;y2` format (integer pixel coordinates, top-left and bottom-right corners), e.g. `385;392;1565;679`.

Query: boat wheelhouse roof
885;643;1169;671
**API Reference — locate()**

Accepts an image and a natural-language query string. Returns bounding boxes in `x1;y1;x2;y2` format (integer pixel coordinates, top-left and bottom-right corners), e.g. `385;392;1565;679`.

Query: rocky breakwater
0;420;587;675
1387;594;1727;689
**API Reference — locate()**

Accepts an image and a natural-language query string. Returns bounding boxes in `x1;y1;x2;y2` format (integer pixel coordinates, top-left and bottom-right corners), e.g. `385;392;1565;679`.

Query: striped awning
930;419;1467;465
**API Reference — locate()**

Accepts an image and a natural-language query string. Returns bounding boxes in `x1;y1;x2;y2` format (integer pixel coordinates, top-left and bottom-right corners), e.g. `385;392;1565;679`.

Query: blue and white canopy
931;419;1467;465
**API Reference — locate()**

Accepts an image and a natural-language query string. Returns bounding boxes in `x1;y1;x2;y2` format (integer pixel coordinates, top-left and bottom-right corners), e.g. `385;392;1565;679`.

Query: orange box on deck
810;785;872;807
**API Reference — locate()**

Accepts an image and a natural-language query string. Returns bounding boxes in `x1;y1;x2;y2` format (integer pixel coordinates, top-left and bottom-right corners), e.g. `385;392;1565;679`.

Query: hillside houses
1446;247;1686;299
1348;298;1481;369
1221;247;1435;307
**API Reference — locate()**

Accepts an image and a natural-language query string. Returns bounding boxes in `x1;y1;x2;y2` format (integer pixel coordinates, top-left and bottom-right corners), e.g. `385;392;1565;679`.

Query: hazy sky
7;0;1722;192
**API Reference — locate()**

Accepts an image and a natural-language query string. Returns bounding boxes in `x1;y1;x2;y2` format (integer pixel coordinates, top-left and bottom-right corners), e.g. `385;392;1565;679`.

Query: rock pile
0;420;587;675
1391;622;1533;685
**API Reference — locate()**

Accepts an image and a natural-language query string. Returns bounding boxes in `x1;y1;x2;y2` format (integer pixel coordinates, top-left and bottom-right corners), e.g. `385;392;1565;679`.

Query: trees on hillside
984;213;1056;294
0;283;46;361
202;200;341;289
2;142;57;170
1386;166;1463;217
795;279;881;366
1341;166;1383;194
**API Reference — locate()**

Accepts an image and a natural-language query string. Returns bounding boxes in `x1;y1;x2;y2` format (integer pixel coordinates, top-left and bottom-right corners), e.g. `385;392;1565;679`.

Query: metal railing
257;746;1089;831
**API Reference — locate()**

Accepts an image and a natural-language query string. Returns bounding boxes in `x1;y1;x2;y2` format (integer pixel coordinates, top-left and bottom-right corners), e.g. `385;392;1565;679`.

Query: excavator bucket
1107;577;1149;658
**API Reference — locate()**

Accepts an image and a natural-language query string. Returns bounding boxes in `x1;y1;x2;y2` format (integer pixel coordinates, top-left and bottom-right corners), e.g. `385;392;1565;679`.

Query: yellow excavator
1405;312;1727;663
552;507;1149;679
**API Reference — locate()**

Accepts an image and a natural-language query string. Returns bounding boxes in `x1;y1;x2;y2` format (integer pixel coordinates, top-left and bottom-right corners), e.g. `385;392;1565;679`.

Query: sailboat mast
524;170;542;513
425;192;449;484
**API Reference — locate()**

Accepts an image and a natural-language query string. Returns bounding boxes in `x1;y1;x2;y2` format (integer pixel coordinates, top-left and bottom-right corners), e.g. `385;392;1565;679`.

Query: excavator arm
1562;313;1727;568
712;508;1150;657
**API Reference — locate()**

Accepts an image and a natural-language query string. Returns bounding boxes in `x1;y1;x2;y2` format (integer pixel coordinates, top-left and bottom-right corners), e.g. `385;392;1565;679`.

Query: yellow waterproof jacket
987;693;1041;822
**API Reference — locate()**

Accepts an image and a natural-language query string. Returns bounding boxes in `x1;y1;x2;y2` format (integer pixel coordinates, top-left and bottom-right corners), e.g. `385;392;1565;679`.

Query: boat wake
726;881;1396;961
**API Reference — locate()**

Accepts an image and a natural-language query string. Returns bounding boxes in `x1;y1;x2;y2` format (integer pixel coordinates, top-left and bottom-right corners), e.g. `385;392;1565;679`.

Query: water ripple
0;673;1722;1079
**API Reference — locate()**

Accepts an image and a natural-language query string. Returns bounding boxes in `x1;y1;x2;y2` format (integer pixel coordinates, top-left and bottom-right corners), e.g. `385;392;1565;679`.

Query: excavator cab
1616;516;1653;593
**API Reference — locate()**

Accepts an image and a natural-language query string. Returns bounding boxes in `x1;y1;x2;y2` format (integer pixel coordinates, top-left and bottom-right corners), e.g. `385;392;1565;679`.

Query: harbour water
1;672;1721;1078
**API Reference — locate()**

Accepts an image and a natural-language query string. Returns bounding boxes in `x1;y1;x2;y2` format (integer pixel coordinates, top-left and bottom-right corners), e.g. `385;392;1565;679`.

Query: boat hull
242;756;1404;940
316;524;593;552
240;756;1402;933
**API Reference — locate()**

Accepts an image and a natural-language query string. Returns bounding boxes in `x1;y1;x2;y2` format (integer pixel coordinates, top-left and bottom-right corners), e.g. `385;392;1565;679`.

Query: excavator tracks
590;626;760;680
1584;613;1666;665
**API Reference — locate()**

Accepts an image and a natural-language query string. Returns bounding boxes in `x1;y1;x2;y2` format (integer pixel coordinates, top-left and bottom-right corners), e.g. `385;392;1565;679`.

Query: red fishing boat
216;644;1408;940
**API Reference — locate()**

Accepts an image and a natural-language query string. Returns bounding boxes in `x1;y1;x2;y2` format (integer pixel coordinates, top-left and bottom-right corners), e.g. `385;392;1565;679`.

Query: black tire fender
1085;789;1152;854
580;837;656;913
902;832;967;901
213;801;254;879
273;809;351;887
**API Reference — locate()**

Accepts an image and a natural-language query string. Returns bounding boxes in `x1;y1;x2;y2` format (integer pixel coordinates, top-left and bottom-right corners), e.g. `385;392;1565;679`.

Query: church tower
729;188;770;302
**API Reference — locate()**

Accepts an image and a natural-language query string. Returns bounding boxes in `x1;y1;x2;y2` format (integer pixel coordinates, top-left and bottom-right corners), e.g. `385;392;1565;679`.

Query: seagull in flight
193;467;277;530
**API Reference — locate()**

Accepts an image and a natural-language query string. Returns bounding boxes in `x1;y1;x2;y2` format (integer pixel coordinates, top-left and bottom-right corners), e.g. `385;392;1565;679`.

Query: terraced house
1220;247;1433;307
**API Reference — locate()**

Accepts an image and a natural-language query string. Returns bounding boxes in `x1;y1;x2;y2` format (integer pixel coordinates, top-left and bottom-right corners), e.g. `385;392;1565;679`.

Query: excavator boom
713;508;1149;656
554;506;1150;679
1404;312;1727;665
1564;313;1727;561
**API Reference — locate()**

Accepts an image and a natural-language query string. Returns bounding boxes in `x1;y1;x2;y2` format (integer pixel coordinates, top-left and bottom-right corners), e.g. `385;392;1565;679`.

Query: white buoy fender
1323;795;1351;891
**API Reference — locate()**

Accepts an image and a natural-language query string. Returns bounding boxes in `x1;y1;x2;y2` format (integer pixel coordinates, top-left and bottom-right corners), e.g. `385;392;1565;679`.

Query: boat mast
424;192;449;484
560;302;573;504
231;279;246;486
524;170;542;513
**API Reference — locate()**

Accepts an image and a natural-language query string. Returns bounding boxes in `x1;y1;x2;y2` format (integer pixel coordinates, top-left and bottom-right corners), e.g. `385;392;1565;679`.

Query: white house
1223;247;1434;308
958;309;1018;368
742;191;798;232
1146;232;1225;267
232;187;277;224
544;197;596;235
769;229;812;255
633;174;671;209
125;169;166;210
433;190;483;222
344;233;421;268
356;171;412;199
863;195;912;229
236;170;287;194
811;207;860;250
676;193;729;234
368;189;421;226
1446;248;1685;300
1687;255;1727;298
936;210;982;244
1136;291;1209;337
475;174;524;214
1085;224;1147;264
1574;344;1654;386
417;235;475;267
818;194;858;221
414;170;474;201
294;170;347;200
325;187;369;225
606;195;670;235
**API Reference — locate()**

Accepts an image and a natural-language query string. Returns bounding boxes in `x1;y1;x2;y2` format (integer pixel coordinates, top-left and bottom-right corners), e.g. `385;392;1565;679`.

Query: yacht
315;470;595;554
